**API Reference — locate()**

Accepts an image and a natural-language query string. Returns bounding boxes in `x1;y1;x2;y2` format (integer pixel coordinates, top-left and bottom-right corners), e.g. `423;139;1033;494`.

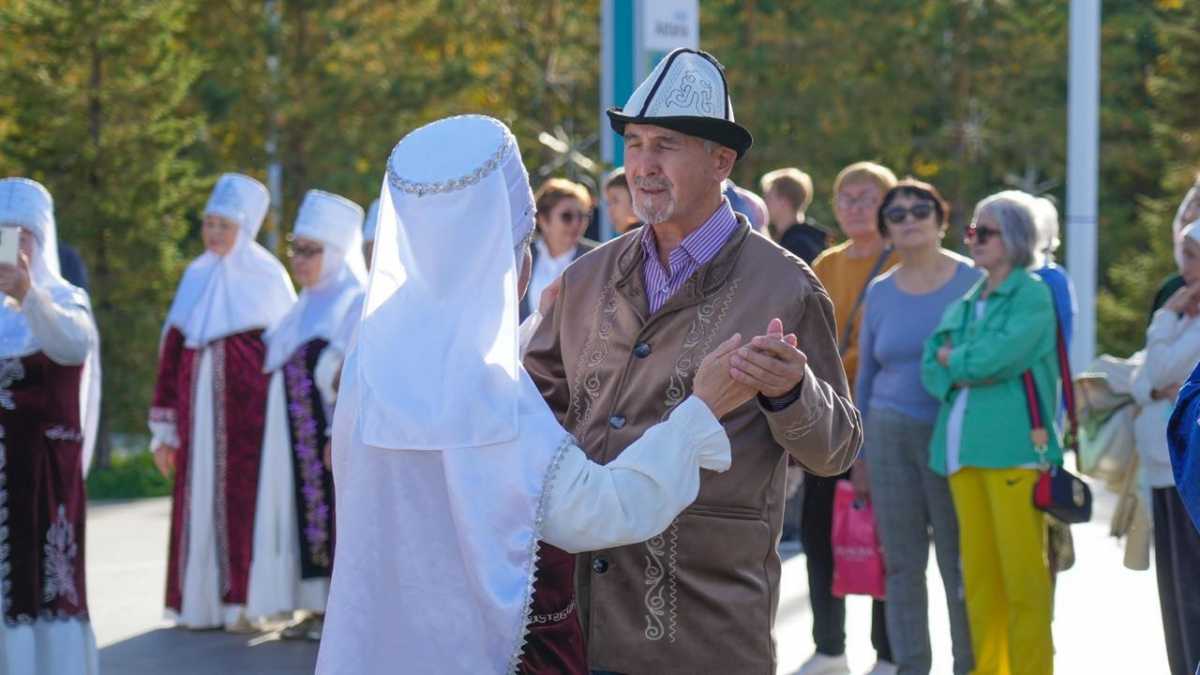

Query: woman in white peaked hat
0;177;101;674
149;172;296;632
246;189;366;640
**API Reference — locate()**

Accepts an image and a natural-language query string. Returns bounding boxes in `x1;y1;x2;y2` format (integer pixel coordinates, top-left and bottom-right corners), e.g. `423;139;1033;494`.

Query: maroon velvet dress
520;542;587;674
150;326;270;614
280;338;335;579
0;352;89;626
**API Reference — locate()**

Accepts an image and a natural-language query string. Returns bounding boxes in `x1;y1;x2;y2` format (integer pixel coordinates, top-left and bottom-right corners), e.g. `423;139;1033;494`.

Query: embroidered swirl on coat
569;283;619;431
642;521;680;643
42;505;79;607
660;278;741;417
0;359;25;411
283;350;332;568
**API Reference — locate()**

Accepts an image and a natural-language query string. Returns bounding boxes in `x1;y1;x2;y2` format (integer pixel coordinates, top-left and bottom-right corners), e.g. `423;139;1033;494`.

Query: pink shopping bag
831;479;886;600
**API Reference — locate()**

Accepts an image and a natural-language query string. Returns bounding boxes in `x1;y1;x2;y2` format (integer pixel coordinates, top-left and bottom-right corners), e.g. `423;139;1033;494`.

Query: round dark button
592;557;609;574
633;342;652;358
609;415;626;429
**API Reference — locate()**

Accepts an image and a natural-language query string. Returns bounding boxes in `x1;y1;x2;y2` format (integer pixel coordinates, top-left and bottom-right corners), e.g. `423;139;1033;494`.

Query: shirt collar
535;237;574;264
640;198;738;268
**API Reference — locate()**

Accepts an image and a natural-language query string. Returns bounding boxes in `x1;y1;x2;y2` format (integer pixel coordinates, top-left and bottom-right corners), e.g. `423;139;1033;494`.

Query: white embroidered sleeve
20;285;94;366
149;418;180;453
540;394;731;554
315;345;344;406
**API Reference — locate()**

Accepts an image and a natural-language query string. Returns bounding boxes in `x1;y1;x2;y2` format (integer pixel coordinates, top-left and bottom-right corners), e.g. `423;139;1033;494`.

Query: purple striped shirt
641;199;740;313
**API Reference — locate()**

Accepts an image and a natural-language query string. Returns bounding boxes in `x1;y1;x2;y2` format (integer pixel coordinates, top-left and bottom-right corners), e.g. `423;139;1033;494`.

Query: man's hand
538;277;562;316
154;444;177;478
694;333;755;418
0;252;32;303
729;318;807;398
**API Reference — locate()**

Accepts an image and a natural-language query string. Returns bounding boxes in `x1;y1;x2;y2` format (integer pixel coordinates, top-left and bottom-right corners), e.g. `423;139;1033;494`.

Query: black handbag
1021;320;1093;525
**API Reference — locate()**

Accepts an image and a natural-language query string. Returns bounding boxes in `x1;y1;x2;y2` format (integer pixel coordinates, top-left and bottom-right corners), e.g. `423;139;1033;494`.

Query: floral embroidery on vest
45;426;83;443
642;521;680;643
0;359;25;411
283;350;332;568
0;425;10;618
42;505;79;607
569;283;619;431
528;597;576;625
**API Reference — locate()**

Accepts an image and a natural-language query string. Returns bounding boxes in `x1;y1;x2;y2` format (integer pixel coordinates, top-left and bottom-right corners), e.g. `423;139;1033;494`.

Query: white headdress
1174;183;1200;269
0;177;102;473
362;198;380;243
262;189;366;371
319;115;568;674
164;173;296;348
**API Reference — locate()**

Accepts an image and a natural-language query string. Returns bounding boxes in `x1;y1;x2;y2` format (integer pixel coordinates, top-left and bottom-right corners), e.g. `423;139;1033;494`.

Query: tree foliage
0;0;1195;444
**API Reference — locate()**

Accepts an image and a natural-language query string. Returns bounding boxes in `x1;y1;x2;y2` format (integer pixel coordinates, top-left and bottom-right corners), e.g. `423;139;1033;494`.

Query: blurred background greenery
0;0;1195;470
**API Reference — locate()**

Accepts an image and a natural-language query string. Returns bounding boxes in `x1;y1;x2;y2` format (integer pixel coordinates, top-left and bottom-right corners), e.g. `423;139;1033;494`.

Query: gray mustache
633;177;672;192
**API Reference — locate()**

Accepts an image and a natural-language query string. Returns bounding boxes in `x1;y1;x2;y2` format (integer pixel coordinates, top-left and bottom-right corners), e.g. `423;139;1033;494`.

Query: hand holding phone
0;227;19;267
0;228;31;302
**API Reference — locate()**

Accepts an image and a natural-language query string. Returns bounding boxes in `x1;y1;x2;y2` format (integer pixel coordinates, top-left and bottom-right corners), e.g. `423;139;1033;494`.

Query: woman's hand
937;345;952;367
694;333;755;419
848;458;870;501
153;444;177;478
1164;285;1200;316
0;252;32;302
1153;383;1183;401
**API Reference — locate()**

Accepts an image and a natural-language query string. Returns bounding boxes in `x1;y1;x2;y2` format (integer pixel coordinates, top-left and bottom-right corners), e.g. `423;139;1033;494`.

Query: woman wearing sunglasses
246;189;367;641
921;191;1060;675
519;178;596;320
855;179;979;675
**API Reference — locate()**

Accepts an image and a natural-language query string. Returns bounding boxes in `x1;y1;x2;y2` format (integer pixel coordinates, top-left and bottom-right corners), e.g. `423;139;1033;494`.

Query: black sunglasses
882;203;935;225
556;210;590;225
965;224;1002;245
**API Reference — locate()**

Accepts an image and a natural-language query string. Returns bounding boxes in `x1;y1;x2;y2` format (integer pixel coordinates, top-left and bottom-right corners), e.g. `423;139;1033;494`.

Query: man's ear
712;146;737;182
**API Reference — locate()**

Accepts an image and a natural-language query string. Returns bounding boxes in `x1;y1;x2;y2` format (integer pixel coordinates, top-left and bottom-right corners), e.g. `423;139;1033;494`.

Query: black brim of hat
607;109;753;160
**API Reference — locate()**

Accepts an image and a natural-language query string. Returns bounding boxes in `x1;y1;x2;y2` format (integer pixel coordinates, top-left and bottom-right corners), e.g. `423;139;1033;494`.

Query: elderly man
526;48;862;674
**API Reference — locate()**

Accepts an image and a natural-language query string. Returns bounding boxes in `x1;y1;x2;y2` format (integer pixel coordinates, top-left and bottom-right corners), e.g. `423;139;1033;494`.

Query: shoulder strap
838;246;892;354
1020;315;1079;455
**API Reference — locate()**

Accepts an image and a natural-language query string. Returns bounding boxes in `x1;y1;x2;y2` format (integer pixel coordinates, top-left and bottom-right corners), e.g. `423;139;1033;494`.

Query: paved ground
88;479;1169;674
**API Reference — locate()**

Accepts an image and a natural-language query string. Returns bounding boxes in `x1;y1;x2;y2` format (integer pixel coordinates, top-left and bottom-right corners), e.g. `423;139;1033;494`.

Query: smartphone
0;227;19;266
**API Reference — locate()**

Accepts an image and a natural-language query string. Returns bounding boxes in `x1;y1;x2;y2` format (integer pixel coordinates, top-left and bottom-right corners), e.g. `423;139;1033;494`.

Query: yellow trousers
949;467;1053;675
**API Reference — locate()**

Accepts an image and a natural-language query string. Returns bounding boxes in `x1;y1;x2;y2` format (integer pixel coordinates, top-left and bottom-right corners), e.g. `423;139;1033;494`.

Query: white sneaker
796;652;850;675
862;660;898;675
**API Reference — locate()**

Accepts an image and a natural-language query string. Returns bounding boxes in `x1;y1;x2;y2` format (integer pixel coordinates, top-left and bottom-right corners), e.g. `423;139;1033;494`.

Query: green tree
0;0;206;461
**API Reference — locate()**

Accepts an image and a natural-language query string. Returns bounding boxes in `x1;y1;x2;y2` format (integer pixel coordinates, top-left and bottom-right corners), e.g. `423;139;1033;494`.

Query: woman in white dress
247;189;366;640
0;177;101;674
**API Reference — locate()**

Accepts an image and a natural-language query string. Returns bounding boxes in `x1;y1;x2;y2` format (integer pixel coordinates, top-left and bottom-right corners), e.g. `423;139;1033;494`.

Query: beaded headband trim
386;115;514;198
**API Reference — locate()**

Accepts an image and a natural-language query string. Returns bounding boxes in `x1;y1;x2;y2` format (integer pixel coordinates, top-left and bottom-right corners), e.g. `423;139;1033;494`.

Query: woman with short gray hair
921;190;1061;674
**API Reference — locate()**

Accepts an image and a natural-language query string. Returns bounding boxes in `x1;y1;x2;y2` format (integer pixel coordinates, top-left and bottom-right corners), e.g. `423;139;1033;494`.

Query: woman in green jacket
921;191;1060;675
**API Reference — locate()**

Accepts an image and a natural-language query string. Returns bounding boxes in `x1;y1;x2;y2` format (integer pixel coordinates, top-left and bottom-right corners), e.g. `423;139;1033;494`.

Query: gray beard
633;196;674;226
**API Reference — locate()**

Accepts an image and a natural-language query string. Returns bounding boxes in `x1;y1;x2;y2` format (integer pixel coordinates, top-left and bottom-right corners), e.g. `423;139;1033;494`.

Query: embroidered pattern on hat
664;70;715;116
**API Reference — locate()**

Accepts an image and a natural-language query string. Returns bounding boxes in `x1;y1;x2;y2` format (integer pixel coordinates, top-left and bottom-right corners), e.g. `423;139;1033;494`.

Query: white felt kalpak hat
607;48;752;159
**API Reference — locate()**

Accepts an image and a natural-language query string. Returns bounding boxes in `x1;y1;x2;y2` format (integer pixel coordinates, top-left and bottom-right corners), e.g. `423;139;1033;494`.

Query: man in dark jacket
762;167;828;264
